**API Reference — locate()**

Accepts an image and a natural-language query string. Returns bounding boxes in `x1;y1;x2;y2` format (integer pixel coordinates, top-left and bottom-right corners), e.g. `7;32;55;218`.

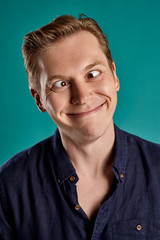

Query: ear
112;62;120;91
30;88;46;113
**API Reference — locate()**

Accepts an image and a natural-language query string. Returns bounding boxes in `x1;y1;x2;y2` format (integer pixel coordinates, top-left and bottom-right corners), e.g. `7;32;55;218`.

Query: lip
67;102;105;118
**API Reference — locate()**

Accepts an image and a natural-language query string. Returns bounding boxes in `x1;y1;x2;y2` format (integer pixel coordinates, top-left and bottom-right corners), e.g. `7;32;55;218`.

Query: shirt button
120;173;124;179
136;224;142;231
69;176;76;182
75;204;81;211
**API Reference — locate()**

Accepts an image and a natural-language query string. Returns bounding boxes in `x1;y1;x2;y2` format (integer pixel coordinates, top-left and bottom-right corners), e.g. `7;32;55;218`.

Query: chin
58;115;114;144
73;121;112;143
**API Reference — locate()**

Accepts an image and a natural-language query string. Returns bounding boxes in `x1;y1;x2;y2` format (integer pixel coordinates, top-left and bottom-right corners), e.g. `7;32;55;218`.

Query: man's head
22;14;113;94
22;14;119;143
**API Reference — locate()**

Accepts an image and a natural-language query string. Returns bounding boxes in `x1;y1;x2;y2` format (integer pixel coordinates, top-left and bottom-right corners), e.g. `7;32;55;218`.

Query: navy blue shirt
0;125;160;240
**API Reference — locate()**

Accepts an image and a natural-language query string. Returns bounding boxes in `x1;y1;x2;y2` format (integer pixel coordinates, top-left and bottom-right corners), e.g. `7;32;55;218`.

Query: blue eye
87;70;100;79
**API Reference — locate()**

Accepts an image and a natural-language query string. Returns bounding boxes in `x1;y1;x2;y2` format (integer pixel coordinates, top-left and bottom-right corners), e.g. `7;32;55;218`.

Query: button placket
70;176;81;212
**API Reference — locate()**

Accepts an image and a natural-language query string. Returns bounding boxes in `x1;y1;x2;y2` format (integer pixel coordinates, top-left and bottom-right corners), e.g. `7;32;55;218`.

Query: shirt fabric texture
0;125;160;240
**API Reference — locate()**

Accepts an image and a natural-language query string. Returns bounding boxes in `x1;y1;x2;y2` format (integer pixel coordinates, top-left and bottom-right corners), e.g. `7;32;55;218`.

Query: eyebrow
47;60;105;82
83;60;105;72
47;74;67;82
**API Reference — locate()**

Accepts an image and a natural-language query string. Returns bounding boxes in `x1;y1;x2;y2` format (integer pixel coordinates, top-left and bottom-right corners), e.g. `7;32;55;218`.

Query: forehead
48;31;102;54
38;31;107;74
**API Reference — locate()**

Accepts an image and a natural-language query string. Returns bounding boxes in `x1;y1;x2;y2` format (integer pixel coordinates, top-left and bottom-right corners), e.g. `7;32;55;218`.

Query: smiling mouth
67;103;105;118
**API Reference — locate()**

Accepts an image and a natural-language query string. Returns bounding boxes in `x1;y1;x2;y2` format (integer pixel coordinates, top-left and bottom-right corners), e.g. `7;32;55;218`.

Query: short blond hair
22;14;113;93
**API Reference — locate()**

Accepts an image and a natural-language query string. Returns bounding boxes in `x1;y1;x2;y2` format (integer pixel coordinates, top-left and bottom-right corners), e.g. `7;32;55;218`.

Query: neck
59;121;115;176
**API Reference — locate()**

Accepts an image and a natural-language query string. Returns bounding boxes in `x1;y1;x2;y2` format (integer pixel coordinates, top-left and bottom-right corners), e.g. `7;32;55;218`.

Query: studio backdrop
0;0;160;165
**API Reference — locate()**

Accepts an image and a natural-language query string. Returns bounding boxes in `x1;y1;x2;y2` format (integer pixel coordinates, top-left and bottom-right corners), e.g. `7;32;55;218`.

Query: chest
76;172;114;220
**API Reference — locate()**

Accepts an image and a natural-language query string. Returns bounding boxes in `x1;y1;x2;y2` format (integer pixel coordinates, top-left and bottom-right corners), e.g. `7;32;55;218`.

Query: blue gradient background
1;0;160;165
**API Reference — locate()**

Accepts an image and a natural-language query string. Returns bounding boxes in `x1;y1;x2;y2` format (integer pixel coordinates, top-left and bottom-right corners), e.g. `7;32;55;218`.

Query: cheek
46;93;68;115
95;79;117;97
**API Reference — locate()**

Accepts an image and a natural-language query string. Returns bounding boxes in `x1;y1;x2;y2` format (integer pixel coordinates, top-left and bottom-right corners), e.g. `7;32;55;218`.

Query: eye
50;80;70;92
87;70;100;79
54;80;68;88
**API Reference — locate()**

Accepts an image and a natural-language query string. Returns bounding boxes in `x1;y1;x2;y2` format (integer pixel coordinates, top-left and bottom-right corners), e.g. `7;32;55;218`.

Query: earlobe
30;88;46;113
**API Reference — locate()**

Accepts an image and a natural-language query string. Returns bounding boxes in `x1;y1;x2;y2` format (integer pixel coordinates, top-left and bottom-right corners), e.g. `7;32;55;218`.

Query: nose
70;81;92;105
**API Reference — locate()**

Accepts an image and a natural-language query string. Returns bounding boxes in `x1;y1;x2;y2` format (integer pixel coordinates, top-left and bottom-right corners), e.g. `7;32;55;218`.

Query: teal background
0;0;160;165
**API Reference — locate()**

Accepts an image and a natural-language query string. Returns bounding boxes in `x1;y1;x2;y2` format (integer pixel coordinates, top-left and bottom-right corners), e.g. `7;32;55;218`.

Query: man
0;14;159;240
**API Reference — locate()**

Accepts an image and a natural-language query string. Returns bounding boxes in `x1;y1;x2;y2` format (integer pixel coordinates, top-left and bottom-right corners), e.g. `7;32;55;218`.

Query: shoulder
115;125;160;184
115;125;160;161
0;134;55;179
123;128;159;153
117;127;160;172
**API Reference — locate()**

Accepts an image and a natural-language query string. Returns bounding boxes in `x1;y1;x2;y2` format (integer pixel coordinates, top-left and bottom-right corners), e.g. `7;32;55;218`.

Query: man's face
36;31;119;143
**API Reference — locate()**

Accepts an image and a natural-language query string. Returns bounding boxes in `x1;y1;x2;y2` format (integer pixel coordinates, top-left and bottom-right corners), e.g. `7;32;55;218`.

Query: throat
60;120;116;169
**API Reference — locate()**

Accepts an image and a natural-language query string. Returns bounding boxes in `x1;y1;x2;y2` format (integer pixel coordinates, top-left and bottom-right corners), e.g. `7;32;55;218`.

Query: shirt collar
112;124;128;182
52;129;77;184
52;124;128;184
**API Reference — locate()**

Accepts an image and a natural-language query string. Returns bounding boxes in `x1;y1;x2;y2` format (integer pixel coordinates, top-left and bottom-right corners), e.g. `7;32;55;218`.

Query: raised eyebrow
47;75;66;82
83;61;105;72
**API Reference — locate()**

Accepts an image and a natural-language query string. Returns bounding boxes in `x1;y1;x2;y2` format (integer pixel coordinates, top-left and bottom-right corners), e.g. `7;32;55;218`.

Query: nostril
70;96;87;105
